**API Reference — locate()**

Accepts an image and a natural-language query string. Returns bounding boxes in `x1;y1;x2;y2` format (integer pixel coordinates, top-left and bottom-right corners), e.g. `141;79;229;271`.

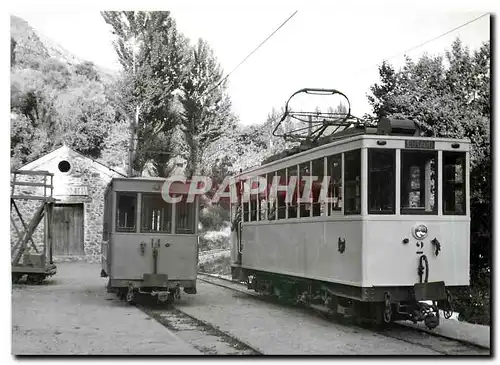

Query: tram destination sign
405;140;435;150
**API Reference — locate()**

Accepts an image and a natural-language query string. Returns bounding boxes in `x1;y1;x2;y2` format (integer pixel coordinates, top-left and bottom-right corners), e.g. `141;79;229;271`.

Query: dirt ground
11;263;201;355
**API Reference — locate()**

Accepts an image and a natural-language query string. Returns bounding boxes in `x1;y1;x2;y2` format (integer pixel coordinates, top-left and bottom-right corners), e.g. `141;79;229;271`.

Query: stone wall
10;149;119;263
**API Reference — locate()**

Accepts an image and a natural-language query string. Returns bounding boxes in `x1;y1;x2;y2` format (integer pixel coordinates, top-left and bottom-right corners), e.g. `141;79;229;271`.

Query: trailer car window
401;150;437;215
368;149;395;214
116;193;137;232
141;193;172;233
443;152;466;215
175;196;195;234
344;150;361;215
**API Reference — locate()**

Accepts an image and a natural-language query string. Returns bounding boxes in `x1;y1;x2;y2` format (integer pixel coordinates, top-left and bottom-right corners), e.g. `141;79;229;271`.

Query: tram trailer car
101;177;200;304
231;118;470;329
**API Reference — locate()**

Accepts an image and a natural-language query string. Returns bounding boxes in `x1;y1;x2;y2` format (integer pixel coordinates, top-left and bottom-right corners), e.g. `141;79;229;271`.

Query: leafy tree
101;11;187;176
367;38;490;324
179;38;236;178
54;79;116;157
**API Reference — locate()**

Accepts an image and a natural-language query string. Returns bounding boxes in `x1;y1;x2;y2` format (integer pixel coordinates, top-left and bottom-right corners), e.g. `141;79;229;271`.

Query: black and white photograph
6;0;493;358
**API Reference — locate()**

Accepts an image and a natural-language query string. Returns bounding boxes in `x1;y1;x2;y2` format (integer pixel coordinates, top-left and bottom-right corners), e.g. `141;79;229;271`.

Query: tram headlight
412;224;428;240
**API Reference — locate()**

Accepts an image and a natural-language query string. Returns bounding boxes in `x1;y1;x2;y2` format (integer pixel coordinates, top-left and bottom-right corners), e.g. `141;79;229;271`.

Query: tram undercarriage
232;266;458;330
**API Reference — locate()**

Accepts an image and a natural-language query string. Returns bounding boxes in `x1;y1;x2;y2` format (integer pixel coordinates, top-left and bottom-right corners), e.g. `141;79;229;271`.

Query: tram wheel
12;273;22;284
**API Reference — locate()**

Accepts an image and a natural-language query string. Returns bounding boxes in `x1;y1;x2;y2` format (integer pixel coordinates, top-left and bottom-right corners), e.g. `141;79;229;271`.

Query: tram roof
235;118;471;180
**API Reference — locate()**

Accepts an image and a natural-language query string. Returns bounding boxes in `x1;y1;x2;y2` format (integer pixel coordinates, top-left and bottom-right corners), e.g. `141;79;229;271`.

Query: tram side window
176;196;195;234
250;197;257;221
287;165;298;218
298;162;311;218
368;149;395;214
401;151;437;214
242;202;249;222
277;169;287;219
344;150;361;215
267;173;276;220
327;154;342;214
260;174;267;220
141;193;172;233
443;152;466;215
311;158;324;217
116;193;137;232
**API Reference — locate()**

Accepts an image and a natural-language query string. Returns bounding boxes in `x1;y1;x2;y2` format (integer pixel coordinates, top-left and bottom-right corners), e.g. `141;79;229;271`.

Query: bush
199;204;230;232
198;229;230;251
454;269;490;325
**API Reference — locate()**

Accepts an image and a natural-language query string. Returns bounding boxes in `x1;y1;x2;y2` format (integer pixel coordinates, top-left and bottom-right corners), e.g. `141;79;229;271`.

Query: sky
8;1;493;128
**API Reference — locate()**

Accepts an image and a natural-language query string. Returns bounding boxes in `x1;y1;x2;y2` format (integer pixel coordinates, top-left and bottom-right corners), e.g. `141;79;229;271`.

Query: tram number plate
414;281;445;301
405;140;435;149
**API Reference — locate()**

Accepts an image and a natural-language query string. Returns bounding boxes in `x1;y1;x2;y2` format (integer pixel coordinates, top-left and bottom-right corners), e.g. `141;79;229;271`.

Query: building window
175;197;196;234
401;150;437;215
443;152;466;215
344;150;361;215
58;160;71;173
116;193;137;232
141;193;172;233
368;149;395;214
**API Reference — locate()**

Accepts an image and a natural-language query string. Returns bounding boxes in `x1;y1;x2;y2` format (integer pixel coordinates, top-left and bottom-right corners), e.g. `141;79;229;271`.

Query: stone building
11;145;126;262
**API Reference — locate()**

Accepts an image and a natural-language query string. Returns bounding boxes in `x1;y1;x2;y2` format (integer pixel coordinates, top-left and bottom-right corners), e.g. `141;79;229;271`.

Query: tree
54;78;116;157
179;38;236;178
101;11;187;176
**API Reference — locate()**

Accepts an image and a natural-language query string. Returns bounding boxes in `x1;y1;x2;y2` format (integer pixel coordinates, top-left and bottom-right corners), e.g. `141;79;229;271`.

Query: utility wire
381;12;490;63
263;11;490;136
197;10;298;101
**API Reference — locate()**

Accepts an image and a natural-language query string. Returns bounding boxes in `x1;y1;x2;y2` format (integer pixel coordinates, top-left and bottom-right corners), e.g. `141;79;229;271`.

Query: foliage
101;11;187;176
367;38;491;324
199;204;231;232
179;38;237;178
454;269;490;325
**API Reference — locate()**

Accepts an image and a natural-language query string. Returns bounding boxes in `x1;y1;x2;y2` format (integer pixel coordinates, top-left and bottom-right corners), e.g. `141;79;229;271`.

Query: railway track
197;272;490;356
113;291;262;355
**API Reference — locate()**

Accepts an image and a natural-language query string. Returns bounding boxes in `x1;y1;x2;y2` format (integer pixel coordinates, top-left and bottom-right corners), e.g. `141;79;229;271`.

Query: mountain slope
10;14;119;82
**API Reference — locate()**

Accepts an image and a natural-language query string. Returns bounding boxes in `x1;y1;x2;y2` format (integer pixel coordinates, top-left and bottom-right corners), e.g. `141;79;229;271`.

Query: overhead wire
262;11;490;137
197;10;299;102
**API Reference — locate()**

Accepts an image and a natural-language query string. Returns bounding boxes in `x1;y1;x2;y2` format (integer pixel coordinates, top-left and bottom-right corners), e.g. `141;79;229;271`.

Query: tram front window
141;193;172;233
116;193;136;232
401;150;437;214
